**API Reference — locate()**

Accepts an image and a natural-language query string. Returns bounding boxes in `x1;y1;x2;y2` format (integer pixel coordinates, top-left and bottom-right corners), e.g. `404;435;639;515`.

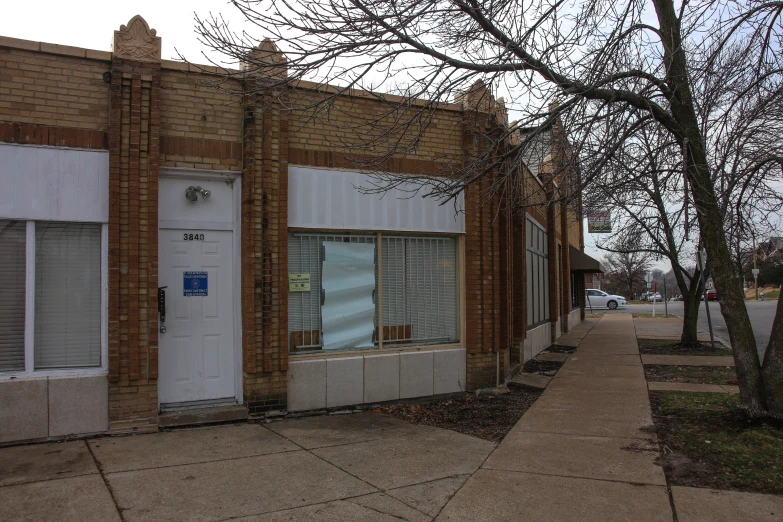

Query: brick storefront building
0;16;597;443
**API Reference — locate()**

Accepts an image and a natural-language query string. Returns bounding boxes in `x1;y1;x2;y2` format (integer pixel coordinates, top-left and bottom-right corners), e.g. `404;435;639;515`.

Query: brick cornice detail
0;122;108;149
288;148;455;176
160;136;242;160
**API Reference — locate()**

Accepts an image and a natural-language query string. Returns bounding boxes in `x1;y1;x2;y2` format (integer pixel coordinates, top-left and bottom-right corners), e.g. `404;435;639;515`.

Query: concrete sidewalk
437;314;783;521
0;415;495;521
437;314;671;521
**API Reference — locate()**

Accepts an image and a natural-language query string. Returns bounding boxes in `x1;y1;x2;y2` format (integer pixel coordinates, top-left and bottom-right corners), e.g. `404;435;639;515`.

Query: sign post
652;281;657;317
752;268;760;301
663;278;668;316
753;236;759;301
697;247;716;348
644;273;654;316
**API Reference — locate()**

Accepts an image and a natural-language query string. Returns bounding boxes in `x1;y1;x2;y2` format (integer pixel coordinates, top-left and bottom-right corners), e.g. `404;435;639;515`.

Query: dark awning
570;246;602;273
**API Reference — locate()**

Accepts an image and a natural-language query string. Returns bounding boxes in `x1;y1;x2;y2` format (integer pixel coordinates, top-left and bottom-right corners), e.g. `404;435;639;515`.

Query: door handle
158;286;167;333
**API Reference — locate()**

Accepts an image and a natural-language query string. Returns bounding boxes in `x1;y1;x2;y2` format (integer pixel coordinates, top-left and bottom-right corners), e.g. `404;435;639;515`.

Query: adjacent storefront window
288;232;460;354
526;216;550;327
0;220;26;371
0;220;104;373
35;222;102;369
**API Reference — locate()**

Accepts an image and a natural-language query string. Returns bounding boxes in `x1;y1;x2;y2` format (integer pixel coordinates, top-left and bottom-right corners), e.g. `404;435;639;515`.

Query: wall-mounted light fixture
185;186;211;202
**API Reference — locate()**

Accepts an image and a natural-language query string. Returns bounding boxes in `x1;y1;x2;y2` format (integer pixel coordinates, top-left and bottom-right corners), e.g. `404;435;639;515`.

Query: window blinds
382;236;459;345
0;220;26;371
288;232;459;353
34;222;101;369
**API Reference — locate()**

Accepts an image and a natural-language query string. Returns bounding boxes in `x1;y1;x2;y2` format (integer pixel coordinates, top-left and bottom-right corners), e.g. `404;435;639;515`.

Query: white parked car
585;289;628;310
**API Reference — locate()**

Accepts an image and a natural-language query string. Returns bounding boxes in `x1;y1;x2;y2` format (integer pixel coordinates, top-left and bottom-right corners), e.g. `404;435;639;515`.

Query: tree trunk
761;277;783;417
653;0;772;417
680;293;700;347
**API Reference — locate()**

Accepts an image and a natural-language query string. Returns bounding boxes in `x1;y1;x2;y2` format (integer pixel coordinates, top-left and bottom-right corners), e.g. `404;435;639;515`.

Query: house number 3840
183;233;205;241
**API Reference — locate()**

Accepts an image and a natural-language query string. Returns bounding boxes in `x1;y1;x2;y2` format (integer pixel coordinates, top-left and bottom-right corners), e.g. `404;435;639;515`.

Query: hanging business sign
183;271;208;296
289;273;311;292
587;211;612;233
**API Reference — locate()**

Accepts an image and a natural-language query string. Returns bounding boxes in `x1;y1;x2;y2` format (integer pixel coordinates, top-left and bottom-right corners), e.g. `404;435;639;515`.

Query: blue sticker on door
183;271;208;296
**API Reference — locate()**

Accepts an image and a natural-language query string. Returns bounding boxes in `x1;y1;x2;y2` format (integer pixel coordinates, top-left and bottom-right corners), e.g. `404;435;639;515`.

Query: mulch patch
544;345;577;354
644;365;738;385
375;386;543;443
638;338;731;356
650;391;783;494
522;358;563;375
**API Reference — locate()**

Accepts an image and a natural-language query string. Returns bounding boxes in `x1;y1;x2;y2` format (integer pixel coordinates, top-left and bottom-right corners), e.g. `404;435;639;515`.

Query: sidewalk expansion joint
98;447;305;476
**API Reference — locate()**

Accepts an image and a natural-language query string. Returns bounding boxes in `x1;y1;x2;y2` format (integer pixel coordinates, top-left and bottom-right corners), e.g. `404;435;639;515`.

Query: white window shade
0;220;26;371
321;242;376;350
34;222;101;369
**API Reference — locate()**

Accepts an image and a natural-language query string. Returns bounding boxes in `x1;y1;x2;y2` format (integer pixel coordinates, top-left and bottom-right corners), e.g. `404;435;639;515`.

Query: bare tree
193;0;783;418
585;124;710;346
602;251;653;299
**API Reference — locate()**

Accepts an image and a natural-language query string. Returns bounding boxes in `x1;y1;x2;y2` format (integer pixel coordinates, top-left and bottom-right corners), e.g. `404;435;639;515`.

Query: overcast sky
0;1;244;63
1;0;668;272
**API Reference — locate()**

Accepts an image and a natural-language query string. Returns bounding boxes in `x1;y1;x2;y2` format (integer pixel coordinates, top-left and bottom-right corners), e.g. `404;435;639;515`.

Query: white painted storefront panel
0;143;109;222
569;308;581;327
287;348;466;411
288;166;465;233
524;323;552;362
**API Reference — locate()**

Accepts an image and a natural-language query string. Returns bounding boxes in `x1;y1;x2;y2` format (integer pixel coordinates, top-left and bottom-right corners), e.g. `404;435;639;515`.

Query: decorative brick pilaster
241;41;290;414
460;81;504;390
512;209;527;359
560;197;572;332
107;16;162;431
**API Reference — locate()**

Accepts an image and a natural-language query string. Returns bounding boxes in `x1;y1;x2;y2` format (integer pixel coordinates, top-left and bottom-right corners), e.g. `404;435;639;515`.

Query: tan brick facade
0;17;587;432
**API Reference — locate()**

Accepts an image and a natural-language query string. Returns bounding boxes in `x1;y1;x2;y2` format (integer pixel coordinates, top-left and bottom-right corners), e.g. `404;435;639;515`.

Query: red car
704;289;717;301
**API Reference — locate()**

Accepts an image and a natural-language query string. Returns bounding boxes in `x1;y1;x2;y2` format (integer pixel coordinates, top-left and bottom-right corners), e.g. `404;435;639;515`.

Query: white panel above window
288;166;465;234
0;143;109;223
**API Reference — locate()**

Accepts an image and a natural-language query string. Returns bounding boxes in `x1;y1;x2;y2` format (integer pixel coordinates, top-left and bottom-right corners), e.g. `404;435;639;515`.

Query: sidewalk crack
86;439;126;522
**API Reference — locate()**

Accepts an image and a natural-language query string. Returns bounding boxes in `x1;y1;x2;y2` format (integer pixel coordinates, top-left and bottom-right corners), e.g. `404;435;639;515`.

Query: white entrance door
158;228;235;405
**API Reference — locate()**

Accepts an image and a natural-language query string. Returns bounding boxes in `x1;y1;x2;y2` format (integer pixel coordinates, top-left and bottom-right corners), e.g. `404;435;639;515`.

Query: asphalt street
591;300;778;360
